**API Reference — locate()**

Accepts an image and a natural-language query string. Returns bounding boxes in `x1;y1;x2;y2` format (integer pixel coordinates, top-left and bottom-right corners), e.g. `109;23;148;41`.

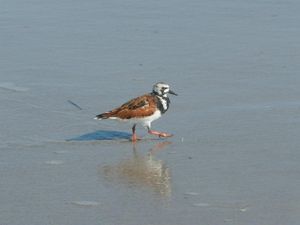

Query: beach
1;0;300;224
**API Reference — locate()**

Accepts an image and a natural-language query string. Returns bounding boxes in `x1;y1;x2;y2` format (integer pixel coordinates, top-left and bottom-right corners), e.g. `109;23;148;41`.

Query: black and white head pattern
152;82;170;97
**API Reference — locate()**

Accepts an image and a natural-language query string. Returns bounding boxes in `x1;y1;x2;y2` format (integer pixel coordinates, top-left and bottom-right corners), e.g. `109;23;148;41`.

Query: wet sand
1;0;300;224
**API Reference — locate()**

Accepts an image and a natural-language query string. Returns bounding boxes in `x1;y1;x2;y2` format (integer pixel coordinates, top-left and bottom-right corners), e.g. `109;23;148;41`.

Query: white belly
130;110;162;128
108;110;161;128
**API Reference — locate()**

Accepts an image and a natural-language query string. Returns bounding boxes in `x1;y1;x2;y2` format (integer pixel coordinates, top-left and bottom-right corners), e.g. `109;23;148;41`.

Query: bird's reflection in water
100;141;172;197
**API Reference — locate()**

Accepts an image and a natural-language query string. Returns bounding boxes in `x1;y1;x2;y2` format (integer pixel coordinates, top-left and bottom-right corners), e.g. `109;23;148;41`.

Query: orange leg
147;127;173;138
131;124;140;142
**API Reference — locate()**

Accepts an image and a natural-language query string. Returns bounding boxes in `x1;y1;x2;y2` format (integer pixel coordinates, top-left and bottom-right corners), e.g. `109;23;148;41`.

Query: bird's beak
169;90;178;96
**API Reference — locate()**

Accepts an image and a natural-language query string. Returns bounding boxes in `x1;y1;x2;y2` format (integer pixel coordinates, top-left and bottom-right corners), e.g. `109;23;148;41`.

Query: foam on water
71;201;100;207
0;82;29;92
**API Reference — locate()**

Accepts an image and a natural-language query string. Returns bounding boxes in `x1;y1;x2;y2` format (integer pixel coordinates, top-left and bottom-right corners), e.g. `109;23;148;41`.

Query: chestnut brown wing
105;94;157;119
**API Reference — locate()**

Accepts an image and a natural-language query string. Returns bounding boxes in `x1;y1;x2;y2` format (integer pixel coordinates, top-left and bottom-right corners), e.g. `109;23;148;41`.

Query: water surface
1;0;300;224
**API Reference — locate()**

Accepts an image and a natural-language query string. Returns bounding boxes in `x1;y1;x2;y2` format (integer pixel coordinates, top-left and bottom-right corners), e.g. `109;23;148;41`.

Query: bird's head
152;82;177;97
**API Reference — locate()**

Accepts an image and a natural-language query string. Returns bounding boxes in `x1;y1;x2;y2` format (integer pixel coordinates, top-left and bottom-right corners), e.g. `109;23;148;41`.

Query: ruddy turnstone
94;82;177;141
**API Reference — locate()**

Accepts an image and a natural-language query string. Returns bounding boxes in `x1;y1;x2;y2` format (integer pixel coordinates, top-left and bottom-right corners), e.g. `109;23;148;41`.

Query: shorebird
94;82;177;141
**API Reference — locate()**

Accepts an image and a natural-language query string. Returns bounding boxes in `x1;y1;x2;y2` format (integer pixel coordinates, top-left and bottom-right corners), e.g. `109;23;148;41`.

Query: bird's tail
94;112;110;120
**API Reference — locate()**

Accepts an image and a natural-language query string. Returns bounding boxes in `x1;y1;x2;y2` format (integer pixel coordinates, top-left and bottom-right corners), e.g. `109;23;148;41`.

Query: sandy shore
1;0;300;224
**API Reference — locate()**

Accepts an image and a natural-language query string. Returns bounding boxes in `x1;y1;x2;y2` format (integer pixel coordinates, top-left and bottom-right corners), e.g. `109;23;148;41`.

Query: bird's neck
153;93;170;114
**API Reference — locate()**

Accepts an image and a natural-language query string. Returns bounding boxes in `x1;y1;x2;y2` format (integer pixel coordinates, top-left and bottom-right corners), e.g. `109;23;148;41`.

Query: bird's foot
148;130;173;138
131;134;142;142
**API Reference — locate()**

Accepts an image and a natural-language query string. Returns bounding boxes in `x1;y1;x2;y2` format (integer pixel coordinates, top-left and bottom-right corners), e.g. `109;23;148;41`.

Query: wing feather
96;94;157;120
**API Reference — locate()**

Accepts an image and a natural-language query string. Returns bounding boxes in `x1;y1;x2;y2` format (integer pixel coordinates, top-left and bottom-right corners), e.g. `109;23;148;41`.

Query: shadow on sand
67;130;131;141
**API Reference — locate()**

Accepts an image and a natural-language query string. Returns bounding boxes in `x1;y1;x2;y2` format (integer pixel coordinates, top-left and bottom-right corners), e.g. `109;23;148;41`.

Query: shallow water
1;0;300;224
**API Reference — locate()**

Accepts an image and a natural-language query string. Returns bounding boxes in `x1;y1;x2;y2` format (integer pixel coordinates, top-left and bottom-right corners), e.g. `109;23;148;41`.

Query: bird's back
94;93;158;120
